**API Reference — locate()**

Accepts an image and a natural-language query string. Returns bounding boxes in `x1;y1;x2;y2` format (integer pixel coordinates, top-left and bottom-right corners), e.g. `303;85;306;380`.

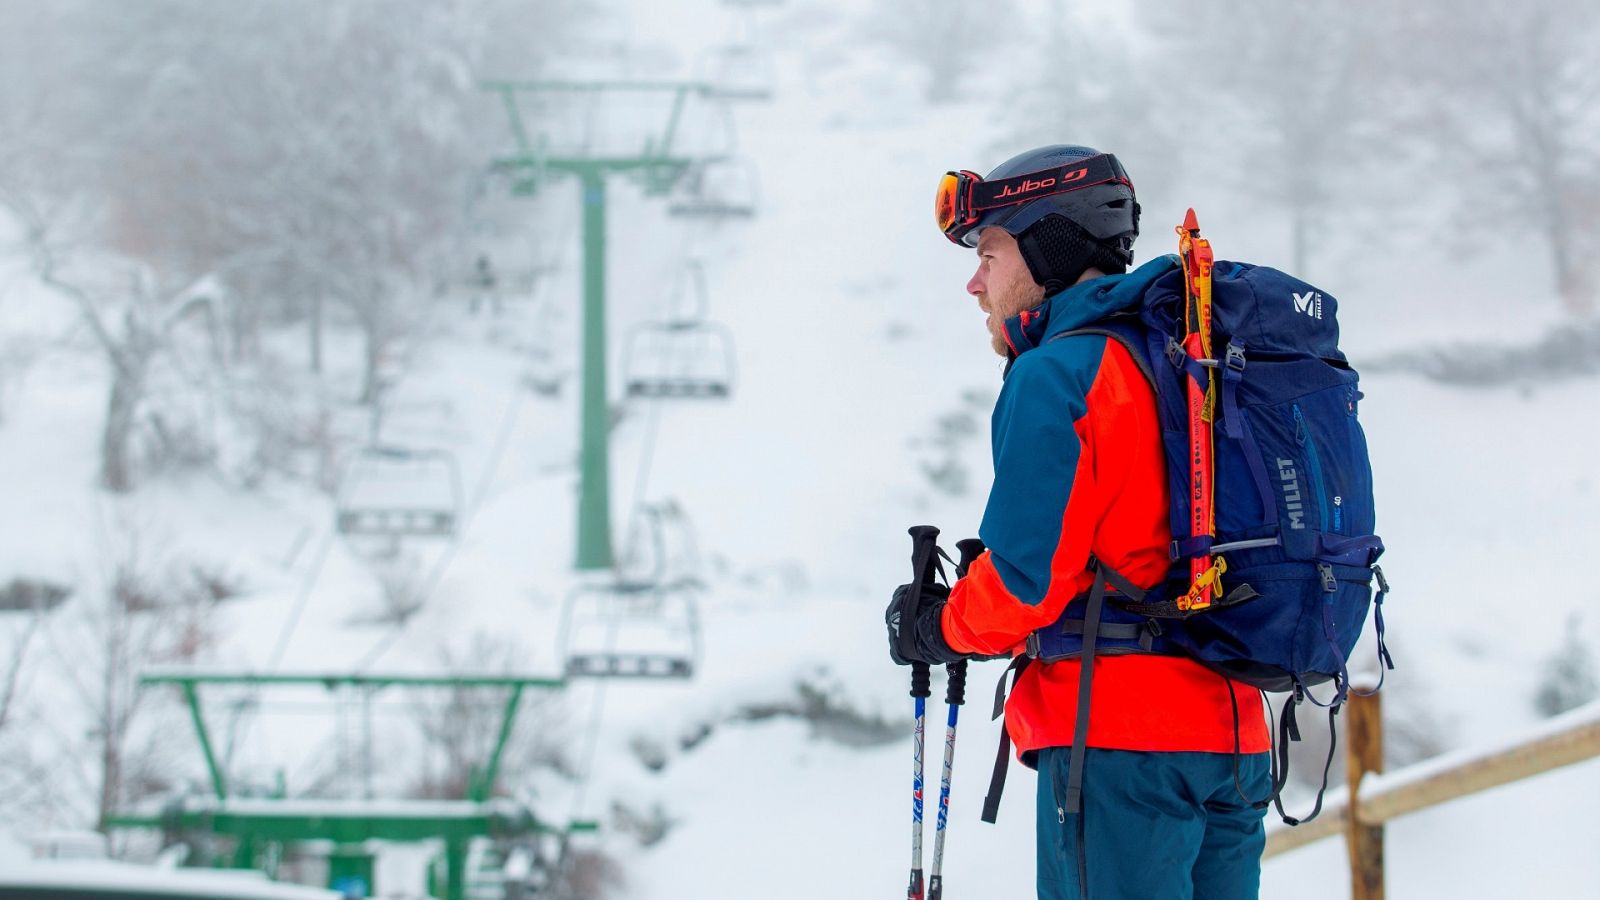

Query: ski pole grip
901;525;942;665
911;661;931;699
945;660;967;706
954;538;986;578
908;525;942;584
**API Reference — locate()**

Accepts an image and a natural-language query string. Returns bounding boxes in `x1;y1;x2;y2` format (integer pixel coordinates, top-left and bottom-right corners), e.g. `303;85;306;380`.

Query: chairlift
522;346;569;399
557;576;703;680
622;262;737;399
696;45;776;101
614;500;702;586
667;157;759;221
334;446;463;539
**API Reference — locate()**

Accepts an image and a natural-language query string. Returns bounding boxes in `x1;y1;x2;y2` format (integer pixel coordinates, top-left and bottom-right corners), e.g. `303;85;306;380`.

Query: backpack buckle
1372;564;1389;595
1317;563;1338;593
1025;632;1042;660
1225;342;1247;372
1164;337;1187;370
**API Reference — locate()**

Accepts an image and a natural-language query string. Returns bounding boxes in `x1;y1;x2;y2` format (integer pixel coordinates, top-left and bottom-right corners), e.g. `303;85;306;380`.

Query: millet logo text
1277;458;1307;530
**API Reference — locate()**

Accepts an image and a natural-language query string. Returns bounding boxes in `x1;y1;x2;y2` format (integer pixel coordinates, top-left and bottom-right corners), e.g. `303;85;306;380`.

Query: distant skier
887;145;1272;899
471;254;500;316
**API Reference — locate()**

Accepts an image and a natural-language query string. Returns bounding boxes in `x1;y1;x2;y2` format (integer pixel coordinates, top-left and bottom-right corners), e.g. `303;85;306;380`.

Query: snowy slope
2;0;1598;898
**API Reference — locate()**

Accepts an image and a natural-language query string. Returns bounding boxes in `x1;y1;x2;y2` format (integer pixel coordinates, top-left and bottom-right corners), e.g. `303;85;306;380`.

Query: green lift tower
483;79;767;571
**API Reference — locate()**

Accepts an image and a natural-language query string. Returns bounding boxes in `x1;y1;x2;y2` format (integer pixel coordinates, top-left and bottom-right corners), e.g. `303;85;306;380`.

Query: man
887;145;1272;899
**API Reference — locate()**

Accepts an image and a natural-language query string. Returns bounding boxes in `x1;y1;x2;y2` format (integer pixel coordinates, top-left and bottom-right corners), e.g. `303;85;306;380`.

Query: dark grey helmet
963;144;1140;266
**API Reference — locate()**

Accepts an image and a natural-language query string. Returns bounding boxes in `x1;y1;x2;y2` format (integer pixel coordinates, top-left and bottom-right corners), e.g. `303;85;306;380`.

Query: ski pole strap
980;654;1030;824
1062;565;1109;816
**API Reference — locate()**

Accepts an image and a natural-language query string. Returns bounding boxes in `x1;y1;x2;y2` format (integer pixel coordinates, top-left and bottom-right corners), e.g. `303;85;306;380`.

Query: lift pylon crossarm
139;670;567;691
115;669;581;900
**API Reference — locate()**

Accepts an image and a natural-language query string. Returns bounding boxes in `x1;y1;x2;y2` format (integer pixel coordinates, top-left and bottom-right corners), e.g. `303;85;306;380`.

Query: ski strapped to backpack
979;211;1393;828
1177;209;1222;613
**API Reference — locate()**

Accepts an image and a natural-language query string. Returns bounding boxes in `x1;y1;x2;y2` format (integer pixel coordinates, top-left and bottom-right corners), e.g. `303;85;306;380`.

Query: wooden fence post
1345;690;1384;900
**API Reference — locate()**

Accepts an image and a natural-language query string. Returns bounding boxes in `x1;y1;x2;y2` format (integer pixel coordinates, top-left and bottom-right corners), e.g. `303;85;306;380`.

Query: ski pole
904;525;942;900
928;538;981;900
929;659;965;900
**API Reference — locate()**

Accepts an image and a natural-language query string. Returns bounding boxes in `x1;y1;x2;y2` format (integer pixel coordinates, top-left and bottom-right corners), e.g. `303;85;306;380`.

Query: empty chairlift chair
613;500;703;587
334;447;464;540
667;158;760;221
557;577;703;680
623;261;738;399
696;45;775;102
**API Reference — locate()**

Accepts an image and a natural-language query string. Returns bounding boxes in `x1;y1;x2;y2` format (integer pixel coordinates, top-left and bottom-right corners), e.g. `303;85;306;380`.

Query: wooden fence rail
1263;696;1600;898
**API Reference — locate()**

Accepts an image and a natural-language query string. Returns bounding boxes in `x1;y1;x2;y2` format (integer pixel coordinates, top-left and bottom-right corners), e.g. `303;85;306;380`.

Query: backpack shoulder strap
1049;322;1156;390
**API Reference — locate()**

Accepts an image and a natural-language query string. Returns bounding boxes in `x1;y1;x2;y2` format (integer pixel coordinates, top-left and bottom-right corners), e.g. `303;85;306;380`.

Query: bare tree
1398;0;1600;316
409;634;571;801
22;515;221;830
1000;2;1182;205
2;0;586;414
862;0;1016;104
1131;0;1401;279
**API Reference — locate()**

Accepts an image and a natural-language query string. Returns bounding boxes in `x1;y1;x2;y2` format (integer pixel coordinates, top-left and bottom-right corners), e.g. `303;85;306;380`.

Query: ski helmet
940;144;1140;293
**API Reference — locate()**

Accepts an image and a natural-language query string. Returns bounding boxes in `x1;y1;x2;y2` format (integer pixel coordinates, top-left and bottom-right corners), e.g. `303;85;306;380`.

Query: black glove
885;581;967;666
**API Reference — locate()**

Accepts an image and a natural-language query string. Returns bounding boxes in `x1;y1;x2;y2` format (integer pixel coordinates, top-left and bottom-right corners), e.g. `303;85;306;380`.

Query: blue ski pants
1035;747;1271;900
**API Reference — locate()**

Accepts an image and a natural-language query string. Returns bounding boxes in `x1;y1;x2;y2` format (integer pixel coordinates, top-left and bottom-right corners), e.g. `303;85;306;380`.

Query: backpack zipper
1293;404;1332;533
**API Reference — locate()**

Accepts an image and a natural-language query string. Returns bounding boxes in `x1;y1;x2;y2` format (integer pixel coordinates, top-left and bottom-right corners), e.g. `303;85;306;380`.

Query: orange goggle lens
936;172;963;234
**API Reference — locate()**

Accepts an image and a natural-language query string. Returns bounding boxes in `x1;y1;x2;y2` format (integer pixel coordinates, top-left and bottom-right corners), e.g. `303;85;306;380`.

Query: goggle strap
968;154;1130;214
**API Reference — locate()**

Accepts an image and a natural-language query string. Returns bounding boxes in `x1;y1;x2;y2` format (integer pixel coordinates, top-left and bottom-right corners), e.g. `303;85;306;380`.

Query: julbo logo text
997;167;1088;198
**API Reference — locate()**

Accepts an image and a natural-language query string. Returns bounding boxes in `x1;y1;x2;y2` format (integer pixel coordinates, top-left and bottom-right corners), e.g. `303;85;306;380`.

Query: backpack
981;257;1391;827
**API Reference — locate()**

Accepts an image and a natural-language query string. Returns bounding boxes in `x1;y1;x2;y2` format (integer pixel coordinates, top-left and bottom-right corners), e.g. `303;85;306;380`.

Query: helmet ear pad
1016;214;1131;294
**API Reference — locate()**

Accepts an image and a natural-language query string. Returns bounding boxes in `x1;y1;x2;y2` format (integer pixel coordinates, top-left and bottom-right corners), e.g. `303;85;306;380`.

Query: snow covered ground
2;0;1598;898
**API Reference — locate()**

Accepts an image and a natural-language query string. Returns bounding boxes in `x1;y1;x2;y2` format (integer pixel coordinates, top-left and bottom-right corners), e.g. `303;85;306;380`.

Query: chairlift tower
484;79;767;570
106;670;590;900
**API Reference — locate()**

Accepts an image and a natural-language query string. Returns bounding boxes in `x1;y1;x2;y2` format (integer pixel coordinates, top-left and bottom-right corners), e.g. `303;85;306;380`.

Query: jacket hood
1000;255;1178;356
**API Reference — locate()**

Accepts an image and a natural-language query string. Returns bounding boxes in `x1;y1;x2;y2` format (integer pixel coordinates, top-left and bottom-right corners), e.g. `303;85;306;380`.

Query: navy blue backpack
983;259;1391;827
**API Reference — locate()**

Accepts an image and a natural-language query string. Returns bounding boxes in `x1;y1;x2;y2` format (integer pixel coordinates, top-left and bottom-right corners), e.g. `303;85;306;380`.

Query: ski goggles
935;153;1133;246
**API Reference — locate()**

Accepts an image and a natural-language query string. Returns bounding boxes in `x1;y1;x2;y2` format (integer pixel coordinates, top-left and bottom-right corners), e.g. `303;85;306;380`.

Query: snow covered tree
0;1;592;488
1004;1;1180;205
24;521;224;830
862;0;1017;104
1395;0;1600;317
1130;0;1402;279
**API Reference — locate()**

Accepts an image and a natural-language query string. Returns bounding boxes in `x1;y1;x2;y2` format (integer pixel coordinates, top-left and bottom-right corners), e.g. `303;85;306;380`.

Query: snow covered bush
1533;614;1599;718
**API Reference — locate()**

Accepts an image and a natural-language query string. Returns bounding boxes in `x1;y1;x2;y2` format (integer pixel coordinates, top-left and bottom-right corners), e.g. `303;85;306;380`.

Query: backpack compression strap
980;558;1143;824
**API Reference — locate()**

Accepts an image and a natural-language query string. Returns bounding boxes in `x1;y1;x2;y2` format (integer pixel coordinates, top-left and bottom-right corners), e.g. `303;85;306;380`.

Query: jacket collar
1000;255;1178;359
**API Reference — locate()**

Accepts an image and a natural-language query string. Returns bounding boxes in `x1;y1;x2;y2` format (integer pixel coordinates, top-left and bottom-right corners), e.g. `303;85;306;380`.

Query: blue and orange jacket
942;257;1270;757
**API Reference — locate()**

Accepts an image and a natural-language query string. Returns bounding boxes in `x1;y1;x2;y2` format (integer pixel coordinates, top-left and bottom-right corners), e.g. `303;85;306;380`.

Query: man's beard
988;278;1045;357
